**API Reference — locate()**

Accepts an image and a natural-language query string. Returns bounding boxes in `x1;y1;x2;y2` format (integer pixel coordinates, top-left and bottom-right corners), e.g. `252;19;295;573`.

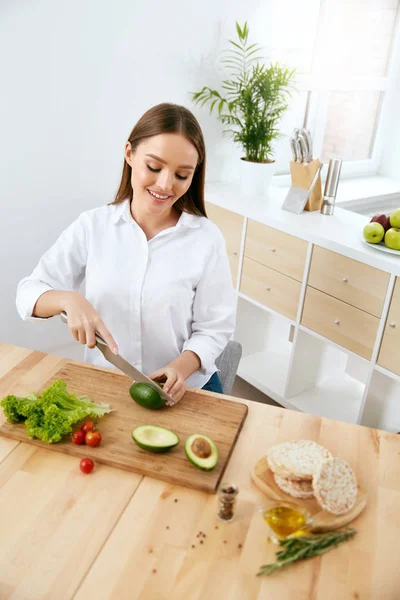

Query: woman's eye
147;164;188;180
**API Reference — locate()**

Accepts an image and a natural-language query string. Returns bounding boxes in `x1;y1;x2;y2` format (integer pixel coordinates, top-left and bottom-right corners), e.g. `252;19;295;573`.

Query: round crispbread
273;473;314;499
312;457;357;515
267;440;332;481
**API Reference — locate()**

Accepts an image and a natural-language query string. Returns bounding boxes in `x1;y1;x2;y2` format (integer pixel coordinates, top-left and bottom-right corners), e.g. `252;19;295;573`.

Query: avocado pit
191;437;212;459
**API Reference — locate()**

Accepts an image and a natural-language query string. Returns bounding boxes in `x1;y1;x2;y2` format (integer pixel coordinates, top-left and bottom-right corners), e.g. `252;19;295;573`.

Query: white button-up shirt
16;199;236;388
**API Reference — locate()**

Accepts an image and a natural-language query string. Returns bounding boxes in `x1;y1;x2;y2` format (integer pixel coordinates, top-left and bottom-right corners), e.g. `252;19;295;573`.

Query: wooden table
0;343;399;600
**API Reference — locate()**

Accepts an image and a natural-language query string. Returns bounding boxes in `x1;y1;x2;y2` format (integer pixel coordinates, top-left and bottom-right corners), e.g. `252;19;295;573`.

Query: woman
16;103;236;405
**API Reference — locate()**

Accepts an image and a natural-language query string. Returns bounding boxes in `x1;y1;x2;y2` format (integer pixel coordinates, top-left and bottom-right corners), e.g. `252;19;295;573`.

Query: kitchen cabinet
377;276;400;376
206;188;400;433
308;246;390;317
240;257;301;321
301;286;379;360
244;219;307;281
205;202;244;287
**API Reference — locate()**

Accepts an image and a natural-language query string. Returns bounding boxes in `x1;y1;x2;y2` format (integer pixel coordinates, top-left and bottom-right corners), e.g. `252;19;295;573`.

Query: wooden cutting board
0;362;248;493
252;456;367;532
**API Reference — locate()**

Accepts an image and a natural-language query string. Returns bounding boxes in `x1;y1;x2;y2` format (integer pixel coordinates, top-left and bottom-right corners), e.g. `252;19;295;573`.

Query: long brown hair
111;103;207;217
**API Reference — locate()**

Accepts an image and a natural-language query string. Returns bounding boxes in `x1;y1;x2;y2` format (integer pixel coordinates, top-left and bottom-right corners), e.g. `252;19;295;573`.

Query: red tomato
85;430;102;447
80;458;94;474
72;430;86;445
81;421;95;434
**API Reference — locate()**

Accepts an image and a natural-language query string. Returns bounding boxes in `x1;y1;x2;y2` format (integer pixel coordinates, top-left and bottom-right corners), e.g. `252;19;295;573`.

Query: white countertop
206;182;400;276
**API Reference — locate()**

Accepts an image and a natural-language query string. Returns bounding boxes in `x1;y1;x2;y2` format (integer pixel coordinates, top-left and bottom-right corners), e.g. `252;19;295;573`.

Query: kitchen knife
300;128;313;162
290;136;298;162
297;133;310;165
294;137;303;163
60;311;177;406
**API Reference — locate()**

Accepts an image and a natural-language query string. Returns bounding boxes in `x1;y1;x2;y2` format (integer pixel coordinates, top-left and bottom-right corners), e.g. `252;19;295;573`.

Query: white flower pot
239;158;276;197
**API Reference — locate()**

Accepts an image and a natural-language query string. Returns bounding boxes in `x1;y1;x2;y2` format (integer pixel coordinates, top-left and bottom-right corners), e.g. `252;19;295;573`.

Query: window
268;0;400;178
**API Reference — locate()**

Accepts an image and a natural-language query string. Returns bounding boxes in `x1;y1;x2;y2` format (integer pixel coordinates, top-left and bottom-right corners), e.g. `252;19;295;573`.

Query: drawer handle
342;277;348;283
265;286;271;291
389;322;396;328
270;248;276;253
334;319;340;325
232;251;238;256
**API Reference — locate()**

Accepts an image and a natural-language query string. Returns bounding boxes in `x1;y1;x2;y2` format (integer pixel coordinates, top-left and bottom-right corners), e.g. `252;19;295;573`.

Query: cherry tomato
85;430;102;447
80;458;94;474
81;421;95;434
72;430;86;445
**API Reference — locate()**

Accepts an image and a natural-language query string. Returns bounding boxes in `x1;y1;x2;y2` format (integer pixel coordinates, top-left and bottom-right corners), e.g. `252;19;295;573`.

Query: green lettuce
0;379;111;443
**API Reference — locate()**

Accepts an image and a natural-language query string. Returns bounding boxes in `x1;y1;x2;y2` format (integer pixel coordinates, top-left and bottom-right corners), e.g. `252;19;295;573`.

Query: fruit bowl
362;238;400;255
363;210;400;255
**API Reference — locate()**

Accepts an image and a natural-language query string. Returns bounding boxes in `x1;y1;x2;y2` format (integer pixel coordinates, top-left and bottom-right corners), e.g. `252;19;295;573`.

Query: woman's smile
147;188;172;203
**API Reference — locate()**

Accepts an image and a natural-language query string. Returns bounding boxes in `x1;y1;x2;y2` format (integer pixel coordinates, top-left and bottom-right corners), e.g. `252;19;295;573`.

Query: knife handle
60;311;107;347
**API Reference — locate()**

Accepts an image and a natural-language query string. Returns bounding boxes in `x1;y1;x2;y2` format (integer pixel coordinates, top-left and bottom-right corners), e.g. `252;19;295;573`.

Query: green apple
390;209;400;229
363;222;385;244
385;227;400;251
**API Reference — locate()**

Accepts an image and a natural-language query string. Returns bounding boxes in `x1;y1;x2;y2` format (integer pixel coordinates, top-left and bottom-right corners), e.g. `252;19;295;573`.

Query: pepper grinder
320;159;342;215
217;483;239;522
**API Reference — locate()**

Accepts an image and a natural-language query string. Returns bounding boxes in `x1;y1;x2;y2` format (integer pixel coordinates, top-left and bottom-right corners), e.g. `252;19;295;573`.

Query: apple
370;213;391;231
363;222;385;244
385;227;400;251
390;209;400;229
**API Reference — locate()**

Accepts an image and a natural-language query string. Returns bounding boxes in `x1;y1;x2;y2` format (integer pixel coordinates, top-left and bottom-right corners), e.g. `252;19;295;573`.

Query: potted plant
192;22;296;196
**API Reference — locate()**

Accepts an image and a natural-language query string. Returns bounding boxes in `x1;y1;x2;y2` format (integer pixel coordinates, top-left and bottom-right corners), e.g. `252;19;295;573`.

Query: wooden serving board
252;456;367;532
0;362;248;493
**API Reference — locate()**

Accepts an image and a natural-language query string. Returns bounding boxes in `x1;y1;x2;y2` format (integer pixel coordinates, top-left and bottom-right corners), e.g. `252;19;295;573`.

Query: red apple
370;214;391;231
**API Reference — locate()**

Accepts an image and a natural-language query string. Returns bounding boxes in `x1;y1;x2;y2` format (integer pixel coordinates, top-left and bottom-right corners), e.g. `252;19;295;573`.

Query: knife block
289;158;323;212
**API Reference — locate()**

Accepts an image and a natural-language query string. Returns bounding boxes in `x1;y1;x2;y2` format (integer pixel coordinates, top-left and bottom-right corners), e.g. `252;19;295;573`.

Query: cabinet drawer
240;256;301;321
206;203;244;287
308;246;389;317
301;286;379;359
244;220;308;282
378;277;400;375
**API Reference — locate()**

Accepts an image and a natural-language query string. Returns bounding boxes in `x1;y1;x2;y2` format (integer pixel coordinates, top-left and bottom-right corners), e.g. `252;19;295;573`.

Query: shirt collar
111;200;202;229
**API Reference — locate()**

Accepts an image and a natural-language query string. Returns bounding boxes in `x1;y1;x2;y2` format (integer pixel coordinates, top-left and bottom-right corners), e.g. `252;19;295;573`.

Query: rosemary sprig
257;528;357;576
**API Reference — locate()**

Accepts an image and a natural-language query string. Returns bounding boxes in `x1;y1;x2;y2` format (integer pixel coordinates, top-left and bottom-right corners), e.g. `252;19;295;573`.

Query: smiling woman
113;103;207;229
16;103;236;405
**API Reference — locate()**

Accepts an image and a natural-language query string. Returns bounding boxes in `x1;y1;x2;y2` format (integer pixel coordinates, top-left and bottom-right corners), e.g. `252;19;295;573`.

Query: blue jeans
201;372;223;394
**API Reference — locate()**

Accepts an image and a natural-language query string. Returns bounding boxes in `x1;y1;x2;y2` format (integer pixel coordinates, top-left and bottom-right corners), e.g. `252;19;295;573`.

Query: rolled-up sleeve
16;213;88;321
182;230;236;375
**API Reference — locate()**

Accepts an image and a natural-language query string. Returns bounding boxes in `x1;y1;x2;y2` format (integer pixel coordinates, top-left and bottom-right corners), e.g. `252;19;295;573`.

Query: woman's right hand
61;292;118;354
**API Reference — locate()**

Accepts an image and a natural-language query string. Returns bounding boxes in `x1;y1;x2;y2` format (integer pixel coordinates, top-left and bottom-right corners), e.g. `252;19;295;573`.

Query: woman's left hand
149;366;186;406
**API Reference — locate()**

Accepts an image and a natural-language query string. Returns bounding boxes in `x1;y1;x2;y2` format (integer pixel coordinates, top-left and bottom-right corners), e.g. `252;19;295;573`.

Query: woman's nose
156;170;174;193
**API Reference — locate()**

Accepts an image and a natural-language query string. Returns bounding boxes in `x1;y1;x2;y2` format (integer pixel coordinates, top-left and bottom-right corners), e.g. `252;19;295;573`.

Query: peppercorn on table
0;343;399;600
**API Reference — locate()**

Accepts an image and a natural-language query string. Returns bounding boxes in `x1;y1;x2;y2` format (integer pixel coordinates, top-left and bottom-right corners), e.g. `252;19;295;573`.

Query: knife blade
60;311;177;406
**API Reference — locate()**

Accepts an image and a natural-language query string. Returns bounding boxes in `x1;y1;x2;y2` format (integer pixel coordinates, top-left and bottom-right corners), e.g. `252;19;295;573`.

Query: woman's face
125;133;199;217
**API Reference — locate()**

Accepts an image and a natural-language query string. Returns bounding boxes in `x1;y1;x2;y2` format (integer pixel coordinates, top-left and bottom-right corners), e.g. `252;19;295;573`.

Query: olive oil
263;505;308;538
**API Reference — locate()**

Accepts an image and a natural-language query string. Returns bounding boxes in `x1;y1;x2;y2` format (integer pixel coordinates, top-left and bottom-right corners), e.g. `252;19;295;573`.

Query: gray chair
215;340;243;395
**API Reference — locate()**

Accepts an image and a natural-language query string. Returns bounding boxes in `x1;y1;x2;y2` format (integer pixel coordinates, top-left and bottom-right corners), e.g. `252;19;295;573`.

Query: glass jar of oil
261;502;313;541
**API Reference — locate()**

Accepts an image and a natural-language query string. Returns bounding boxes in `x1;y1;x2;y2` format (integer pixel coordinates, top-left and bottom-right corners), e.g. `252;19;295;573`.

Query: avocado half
132;425;179;453
185;434;218;471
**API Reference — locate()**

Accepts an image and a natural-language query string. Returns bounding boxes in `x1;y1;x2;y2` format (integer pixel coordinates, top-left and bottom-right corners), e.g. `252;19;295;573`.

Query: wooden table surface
0;343;399;600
